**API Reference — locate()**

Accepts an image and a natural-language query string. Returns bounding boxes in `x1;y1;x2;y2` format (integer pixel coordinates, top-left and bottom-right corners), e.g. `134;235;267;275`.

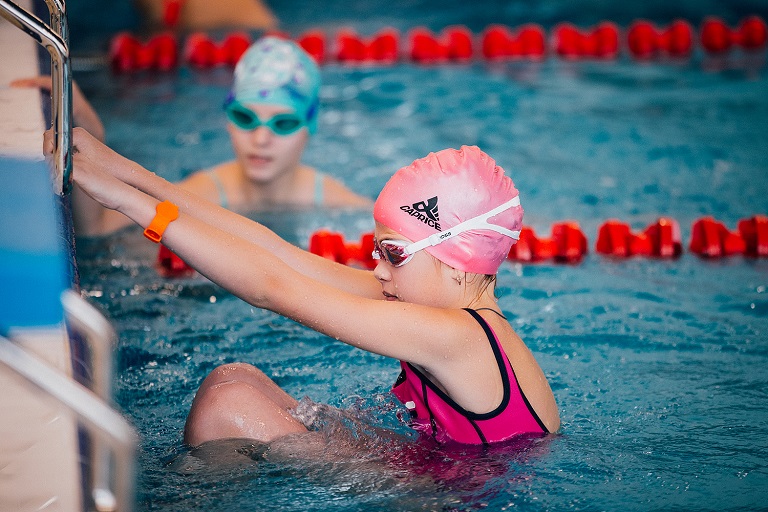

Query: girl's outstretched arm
54;128;381;298
58;128;469;361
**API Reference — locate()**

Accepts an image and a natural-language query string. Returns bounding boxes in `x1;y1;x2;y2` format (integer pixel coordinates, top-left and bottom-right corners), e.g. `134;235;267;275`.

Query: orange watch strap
144;200;179;243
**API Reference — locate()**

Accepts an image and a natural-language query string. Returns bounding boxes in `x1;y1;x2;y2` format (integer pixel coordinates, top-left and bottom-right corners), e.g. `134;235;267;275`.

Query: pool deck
0;0;83;510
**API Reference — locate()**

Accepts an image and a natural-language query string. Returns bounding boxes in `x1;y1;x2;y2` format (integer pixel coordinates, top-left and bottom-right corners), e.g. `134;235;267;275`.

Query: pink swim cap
373;146;524;274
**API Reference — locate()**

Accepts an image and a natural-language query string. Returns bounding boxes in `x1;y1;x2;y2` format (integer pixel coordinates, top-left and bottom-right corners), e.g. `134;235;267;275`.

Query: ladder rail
42;0;67;43
0;335;138;512
62;290;127;512
0;0;72;195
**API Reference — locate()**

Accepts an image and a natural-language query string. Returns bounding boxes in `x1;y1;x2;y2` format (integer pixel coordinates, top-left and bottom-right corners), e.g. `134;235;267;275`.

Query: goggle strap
405;196;521;254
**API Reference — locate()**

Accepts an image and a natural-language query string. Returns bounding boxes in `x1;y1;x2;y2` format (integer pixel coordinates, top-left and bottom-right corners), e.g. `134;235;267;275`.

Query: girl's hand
44;127;127;211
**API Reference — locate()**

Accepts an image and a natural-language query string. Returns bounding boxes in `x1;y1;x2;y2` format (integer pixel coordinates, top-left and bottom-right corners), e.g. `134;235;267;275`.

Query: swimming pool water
70;2;768;510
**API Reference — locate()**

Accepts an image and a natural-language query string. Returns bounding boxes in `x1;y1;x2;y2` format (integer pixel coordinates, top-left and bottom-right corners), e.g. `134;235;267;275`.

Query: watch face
159;201;179;219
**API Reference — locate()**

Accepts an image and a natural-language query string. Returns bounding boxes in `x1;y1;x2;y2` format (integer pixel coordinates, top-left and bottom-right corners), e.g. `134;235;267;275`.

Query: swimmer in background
182;37;371;214
15;36;371;237
134;0;277;32
54;124;560;447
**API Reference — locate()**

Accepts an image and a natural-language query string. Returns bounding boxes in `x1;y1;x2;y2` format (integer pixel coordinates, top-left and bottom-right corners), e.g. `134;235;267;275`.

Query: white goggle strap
405;196;521;255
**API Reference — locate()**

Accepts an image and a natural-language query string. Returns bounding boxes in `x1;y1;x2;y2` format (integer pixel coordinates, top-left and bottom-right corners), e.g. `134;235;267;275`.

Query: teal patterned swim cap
232;36;321;134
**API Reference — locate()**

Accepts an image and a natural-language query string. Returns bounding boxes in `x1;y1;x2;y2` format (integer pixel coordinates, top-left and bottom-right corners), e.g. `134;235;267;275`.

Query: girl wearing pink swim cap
59;129;560;446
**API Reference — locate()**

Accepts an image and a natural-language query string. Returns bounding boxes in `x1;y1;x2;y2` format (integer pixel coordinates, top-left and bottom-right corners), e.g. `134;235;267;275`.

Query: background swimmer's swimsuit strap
206;169;325;208
313;171;325;205
392;308;548;445
206;169;229;210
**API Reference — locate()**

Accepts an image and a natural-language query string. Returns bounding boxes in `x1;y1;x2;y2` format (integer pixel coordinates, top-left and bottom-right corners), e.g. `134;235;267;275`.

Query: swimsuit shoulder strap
206;169;229;209
473;307;507;320
463;308;549;434
313;170;325;206
463;308;499;345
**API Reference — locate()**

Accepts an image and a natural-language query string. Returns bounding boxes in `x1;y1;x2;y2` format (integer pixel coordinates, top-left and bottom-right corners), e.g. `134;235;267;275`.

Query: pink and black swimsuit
392;308;548;445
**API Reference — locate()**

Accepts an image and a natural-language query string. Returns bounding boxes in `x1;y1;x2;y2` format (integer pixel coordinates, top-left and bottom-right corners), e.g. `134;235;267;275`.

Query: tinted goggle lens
225;103;305;135
270;115;303;134
372;239;413;267
226;105;259;129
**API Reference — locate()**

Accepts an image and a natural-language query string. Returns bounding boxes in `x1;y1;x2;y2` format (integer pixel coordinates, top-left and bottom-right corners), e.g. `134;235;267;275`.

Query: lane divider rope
108;15;767;72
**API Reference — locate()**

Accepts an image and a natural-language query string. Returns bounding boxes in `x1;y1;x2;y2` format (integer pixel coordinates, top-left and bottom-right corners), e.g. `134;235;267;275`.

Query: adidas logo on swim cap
400;196;442;231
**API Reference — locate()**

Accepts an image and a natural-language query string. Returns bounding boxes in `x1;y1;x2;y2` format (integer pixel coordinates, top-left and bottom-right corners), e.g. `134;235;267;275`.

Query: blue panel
0;157;67;330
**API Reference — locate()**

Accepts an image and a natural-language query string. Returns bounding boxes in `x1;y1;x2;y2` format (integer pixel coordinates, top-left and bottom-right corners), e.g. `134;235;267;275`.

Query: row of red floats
110;15;767;72
305;215;768;270
155;215;767;276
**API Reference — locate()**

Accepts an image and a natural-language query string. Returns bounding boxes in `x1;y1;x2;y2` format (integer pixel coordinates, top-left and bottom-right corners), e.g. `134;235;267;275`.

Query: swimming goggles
372;196;522;267
224;100;306;135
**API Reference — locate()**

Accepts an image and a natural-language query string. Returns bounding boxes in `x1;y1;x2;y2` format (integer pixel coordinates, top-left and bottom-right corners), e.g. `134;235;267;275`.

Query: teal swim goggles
224;100;306;136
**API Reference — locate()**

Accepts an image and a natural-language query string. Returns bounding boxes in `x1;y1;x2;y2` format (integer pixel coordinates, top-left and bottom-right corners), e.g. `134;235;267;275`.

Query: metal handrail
0;0;72;195
0;335;137;512
62;290;116;401
62;290;124;512
42;0;67;43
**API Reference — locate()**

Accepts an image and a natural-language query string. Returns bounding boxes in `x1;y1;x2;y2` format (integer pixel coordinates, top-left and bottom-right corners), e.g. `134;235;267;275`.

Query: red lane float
335;28;399;64
508;222;588;263
481;24;546;60
689;217;746;257
551;221;589;262
644;218;684;258
184;32;251;68
507;226;555;262
297;30;326;63
110;32;178;72
409;26;474;63
552;22;620;59
109;33;141;72
157;244;194;277
308;230;376;268
596;219;644;256
596;218;682;258
737;215;768;257
444;26;475;61
627;19;694;59
701;15;768;53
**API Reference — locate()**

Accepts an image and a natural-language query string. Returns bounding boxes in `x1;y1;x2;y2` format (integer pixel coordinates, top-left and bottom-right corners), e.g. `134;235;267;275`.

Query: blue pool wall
0;157;70;331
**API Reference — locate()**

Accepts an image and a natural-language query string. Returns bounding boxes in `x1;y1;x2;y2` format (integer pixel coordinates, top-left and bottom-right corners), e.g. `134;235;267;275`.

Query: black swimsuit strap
472;307;507;320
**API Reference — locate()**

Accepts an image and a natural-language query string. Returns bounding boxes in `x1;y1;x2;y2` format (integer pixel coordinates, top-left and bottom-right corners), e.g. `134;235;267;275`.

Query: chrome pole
0;0;72;195
0;336;138;512
42;0;67;43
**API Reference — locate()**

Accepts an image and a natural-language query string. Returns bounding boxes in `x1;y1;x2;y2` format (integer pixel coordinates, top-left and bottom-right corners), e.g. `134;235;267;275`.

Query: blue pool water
69;1;768;510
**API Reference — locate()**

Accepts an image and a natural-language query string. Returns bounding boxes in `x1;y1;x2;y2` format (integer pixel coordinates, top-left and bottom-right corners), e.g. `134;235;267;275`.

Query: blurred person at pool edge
10;75;105;143
15;36;370;237
135;0;277;32
52;121;560;446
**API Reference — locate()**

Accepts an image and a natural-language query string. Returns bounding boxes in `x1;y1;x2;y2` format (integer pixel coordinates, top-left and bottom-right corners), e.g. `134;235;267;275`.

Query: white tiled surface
0;0;46;159
0;331;82;512
0;1;83;510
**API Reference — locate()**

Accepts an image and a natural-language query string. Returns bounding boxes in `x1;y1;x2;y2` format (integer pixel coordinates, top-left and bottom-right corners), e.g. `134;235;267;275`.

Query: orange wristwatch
144;200;179;243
